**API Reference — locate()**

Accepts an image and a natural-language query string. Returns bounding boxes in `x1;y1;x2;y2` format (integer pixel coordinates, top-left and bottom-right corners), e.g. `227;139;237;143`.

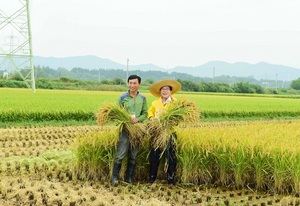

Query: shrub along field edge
1;110;300;127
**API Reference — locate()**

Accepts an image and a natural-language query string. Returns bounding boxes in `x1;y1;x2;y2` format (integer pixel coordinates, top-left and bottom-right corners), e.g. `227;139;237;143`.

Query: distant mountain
34;55;125;70
169;61;300;81
33;55;163;71
30;55;300;81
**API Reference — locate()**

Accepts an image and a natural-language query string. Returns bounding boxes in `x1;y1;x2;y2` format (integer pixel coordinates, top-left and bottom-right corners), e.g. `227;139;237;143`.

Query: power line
0;0;36;92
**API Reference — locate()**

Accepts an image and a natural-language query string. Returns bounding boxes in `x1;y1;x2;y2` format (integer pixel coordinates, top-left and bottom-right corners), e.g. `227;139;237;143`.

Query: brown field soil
1;175;298;206
1;125;300;206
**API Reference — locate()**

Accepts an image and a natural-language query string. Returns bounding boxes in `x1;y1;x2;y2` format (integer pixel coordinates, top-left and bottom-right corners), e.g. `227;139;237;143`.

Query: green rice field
1;88;300;205
1;88;300;125
1;88;300;112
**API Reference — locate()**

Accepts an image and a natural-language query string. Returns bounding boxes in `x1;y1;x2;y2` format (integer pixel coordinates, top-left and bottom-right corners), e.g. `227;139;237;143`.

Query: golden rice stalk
160;99;200;126
96;103;130;126
148;99;200;150
147;119;171;150
124;122;147;147
96;103;145;147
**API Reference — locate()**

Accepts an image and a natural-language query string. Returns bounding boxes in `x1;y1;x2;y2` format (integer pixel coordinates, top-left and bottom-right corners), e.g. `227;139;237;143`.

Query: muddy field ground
1;126;299;206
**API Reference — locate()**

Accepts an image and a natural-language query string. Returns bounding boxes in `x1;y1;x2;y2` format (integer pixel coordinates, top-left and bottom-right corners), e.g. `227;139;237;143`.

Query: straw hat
149;80;182;97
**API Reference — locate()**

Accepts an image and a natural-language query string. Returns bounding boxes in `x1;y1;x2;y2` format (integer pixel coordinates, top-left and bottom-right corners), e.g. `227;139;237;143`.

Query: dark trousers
149;133;177;183
112;130;138;185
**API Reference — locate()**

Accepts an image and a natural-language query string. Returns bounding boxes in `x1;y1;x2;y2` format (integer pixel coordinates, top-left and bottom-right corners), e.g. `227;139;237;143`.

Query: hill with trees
31;55;300;81
31;66;290;89
2;66;300;95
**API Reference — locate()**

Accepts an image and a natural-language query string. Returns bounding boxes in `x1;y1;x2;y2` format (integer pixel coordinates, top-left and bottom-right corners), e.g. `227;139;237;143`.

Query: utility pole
98;69;101;82
0;0;36;92
275;73;278;92
126;58;129;81
213;67;215;84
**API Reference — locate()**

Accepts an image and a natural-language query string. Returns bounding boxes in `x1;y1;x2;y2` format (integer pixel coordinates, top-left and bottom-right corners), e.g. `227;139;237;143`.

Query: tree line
32;66;292;88
1;66;300;94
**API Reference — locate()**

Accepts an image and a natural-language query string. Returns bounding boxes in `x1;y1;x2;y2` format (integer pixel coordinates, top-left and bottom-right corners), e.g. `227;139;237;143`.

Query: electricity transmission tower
0;0;35;92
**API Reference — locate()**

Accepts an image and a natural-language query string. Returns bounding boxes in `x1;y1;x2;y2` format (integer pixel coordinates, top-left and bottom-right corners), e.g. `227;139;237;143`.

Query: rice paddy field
1;88;300;125
1;88;300;205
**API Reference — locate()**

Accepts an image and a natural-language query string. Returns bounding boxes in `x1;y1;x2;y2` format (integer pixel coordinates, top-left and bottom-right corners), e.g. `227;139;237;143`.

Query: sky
3;0;300;69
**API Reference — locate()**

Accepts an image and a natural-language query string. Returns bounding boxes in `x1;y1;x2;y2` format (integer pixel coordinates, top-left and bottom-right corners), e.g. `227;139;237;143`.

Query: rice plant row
1;109;300;125
1;122;300;205
0;110;94;123
1;121;300;194
0;126;99;158
75;119;300;194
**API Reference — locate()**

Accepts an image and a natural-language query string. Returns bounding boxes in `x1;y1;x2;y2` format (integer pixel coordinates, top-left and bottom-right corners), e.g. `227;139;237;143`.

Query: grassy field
1;88;300;112
1;88;300;126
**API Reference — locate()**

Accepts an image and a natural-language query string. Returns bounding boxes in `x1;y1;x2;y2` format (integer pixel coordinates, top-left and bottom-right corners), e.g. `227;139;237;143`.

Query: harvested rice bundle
148;99;200;150
159;99;200;126
96;103;146;147
97;103;129;126
147;119;171;150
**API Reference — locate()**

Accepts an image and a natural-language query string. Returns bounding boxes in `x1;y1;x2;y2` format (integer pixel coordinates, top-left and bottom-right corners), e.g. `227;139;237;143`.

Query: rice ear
96;103;131;126
96;102;146;147
147;98;200;150
125;123;147;147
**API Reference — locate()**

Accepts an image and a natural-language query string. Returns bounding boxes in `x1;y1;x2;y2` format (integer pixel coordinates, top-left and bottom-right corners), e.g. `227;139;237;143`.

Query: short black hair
128;75;141;84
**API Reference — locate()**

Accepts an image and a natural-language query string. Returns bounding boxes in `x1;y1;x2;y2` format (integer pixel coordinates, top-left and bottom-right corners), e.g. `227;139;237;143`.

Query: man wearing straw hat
112;74;148;185
148;79;182;184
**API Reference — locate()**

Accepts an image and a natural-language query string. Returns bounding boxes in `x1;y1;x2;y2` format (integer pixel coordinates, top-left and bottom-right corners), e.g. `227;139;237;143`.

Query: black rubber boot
111;163;121;186
167;164;176;185
149;162;159;184
125;163;136;184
